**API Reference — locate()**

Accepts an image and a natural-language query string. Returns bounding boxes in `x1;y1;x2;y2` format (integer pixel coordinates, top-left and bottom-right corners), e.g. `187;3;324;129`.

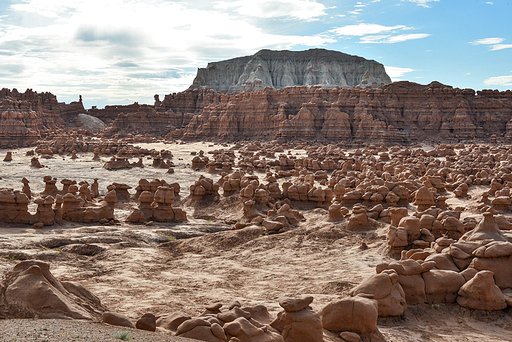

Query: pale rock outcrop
189;49;391;92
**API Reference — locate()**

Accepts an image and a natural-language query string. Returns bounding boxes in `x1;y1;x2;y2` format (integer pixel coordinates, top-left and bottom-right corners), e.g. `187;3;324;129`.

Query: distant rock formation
0;88;84;147
98;81;512;144
5;78;512;146
77;114;106;133
188;49;391;92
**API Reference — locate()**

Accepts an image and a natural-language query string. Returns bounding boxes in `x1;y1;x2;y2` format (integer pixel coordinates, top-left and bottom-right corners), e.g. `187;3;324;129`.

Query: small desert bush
115;331;132;341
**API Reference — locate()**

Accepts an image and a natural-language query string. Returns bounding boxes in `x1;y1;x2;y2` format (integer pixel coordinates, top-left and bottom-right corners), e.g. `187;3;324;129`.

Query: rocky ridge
3;79;512;146
0;88;84;148
188;48;391;92
100;81;512;144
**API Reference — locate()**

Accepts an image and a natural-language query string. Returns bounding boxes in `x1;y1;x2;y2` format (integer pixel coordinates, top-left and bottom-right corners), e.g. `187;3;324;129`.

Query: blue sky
0;0;510;109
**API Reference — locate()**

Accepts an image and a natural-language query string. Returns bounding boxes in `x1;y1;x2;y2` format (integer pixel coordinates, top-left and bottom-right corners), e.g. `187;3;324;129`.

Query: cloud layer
470;37;512;51
332;23;430;44
0;0;333;107
485;75;512;86
402;0;439;8
2;0;509;108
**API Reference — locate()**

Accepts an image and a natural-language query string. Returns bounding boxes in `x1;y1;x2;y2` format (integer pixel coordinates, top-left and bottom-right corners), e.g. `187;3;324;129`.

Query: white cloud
490;44;512;51
333;23;429;44
486;2;494;4
470;37;512;51
0;0;334;107
385;66;415;79
361;33;430;43
332;23;407;36
386;33;430;43
470;37;505;45
401;0;440;8
484;75;512;86
360;35;393;43
214;0;328;21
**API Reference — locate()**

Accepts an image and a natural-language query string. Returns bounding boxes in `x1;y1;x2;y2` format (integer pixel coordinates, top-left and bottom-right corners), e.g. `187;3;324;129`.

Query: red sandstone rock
320;296;378;337
97;82;512;144
350;269;407;316
2;260;104;319
457;270;507;310
270;296;323;342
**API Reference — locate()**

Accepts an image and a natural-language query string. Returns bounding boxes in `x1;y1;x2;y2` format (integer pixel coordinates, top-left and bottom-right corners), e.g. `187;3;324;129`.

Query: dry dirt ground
0;143;511;342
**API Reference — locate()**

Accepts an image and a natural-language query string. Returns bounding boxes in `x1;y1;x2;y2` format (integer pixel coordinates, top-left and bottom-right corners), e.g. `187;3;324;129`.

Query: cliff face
188;49;391;92
0;88;85;147
101;81;512;144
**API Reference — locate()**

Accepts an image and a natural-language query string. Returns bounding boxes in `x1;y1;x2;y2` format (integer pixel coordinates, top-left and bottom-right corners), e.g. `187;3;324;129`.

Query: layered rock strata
0;88;84;147
188;48;391;91
98;81;512;143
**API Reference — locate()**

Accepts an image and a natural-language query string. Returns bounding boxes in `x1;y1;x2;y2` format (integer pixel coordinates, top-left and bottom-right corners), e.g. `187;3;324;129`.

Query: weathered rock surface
96;81;512;143
1;261;104;320
457;270;507;310
188;49;391;92
270;296;323;342
350;269;407;316
0;88;84;147
320;295;378;336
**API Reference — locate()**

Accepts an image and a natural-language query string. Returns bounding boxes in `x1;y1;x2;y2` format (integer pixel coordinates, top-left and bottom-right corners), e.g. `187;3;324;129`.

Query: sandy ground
0;143;511;342
0;318;196;342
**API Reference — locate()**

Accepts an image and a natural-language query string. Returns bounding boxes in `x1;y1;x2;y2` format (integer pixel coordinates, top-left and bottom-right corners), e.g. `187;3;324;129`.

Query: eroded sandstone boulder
2;261;104;320
457;270;507;310
270;295;323;342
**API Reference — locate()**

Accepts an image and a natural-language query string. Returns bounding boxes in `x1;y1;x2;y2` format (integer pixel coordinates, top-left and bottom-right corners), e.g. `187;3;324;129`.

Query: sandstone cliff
99;81;512;144
0;88;85;147
188;49;391;92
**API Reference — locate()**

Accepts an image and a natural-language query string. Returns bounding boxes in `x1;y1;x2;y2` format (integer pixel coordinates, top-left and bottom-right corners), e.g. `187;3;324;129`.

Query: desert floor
0;142;511;342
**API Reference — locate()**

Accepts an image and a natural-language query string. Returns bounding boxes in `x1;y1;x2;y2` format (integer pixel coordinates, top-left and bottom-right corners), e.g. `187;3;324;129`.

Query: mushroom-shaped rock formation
21;177;31;199
347;204;369;231
270;295;323;342
461;212;507;242
414;186;435;211
350;269;407;316
128;186;186;223
457;270;507;310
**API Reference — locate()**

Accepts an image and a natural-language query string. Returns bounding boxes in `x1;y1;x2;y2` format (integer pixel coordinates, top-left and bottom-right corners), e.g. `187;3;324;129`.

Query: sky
0;0;511;109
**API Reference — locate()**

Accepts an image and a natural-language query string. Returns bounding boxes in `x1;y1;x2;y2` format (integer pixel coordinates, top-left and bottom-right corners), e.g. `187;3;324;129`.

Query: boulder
136;312;157;331
422;269;465;304
223;317;284;342
351;270;407;316
457;270;507;310
320;296;378;336
3;261;103;320
103;312;135;328
269;295;322;342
